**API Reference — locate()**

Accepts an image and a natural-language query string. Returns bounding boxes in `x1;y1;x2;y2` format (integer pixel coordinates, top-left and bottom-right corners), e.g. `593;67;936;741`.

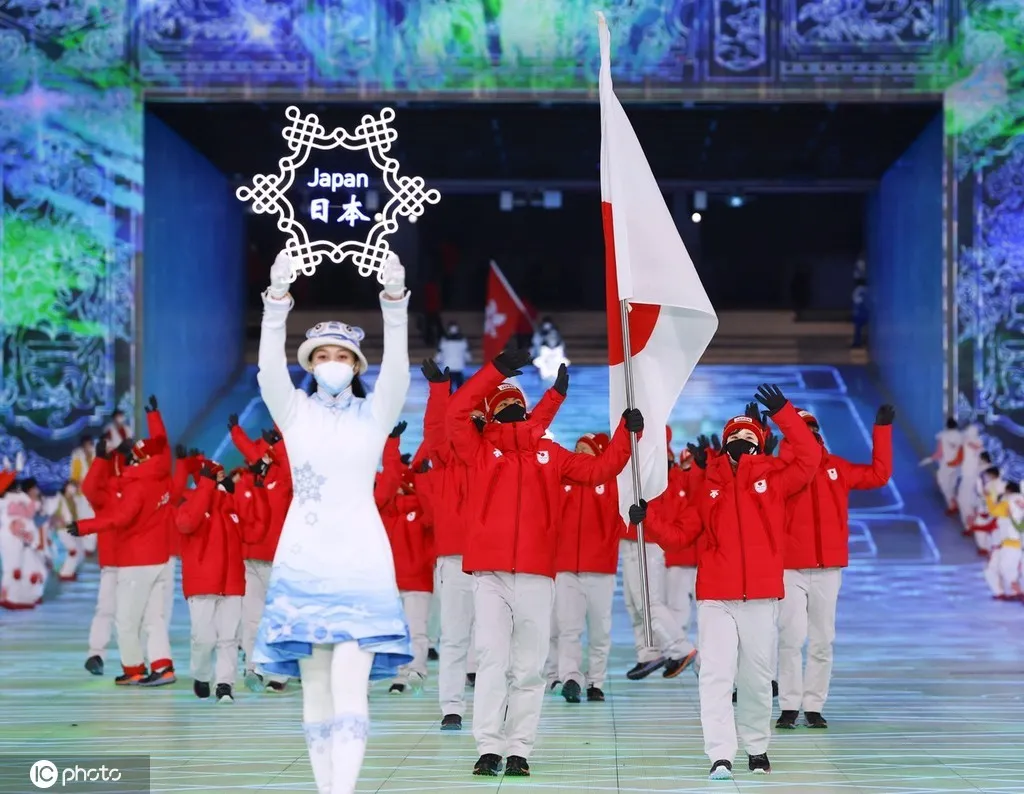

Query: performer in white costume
956;424;984;528
921;418;962;514
69;435;98;554
253;250;413;794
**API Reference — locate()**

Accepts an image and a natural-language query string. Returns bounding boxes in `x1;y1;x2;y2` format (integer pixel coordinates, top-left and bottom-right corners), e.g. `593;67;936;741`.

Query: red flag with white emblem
483;260;531;360
599;13;718;522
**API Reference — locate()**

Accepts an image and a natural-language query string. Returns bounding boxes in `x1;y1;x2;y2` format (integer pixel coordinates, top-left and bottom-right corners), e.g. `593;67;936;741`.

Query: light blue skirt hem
255;633;413;681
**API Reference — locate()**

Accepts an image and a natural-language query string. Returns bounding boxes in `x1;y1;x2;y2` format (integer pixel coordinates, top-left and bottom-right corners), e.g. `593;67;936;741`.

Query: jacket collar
312;389;353;410
483;420;544;452
121;453;170;482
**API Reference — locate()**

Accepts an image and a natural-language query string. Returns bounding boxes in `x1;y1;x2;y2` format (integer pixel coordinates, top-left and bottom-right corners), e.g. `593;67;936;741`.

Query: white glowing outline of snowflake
236;106;441;284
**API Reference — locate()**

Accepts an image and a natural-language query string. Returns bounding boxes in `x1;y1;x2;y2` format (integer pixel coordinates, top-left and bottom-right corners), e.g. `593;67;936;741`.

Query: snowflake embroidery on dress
332;713;370;742
305;512;318;526
293;462;327;505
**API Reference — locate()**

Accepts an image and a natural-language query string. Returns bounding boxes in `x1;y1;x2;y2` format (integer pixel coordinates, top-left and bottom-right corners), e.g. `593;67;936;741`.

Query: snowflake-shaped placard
236;106;441;284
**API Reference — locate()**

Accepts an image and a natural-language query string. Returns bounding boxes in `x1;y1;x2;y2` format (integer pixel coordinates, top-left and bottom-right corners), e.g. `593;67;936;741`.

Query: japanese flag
598;13;718;522
483;260;531;360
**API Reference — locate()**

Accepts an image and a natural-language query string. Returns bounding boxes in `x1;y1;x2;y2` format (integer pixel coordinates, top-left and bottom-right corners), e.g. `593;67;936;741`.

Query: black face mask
471;416;486;432
494;404;527;423
218;478;235;494
724;439;758;462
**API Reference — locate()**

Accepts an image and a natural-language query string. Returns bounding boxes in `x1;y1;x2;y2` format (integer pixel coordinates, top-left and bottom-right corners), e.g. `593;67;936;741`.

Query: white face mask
314;361;355;396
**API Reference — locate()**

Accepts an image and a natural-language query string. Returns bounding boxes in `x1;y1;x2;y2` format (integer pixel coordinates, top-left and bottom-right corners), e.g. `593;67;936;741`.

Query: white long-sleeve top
436;337;470;372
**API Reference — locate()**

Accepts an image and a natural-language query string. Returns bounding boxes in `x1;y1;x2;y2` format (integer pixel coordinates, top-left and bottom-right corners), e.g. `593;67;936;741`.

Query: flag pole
618;298;655;648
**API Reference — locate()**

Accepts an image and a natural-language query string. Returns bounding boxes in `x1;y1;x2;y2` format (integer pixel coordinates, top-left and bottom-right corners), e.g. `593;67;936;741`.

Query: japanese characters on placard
306;168;374;227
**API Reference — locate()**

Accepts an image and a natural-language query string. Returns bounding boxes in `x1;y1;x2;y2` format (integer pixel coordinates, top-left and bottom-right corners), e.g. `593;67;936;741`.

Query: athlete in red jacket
420;358;565;733
70;434;176;687
80;439;122;676
775;404;894;730
552;432;622;703
177;462;268;702
630;384;820;781
447;349;638;777
379;463;436;695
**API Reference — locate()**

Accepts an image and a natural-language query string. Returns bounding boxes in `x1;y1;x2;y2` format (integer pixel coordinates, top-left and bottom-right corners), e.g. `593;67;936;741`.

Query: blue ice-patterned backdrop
866;115;944;450
0;0;1021;488
142;114;246;446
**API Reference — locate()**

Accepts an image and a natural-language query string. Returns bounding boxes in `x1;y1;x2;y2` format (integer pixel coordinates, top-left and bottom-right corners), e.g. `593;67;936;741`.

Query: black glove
175;444;187;460
390;421;407;439
249;459;271;478
415;459;430;474
622;408;644;433
66;521;80;537
96;439;109;460
493;346;531;378
420;359;450;384
199;464;218;481
761;411;771;428
875;404;896;426
710;434;722;453
228;413;239;429
744;401;762;425
553;364;569;397
220;477;235;494
117;439;134;457
628;500;648;526
687;443;708;470
262;428;282;446
696;434;711;451
145;395;158;413
755;383;787;416
188;447;202;459
764;433;779;456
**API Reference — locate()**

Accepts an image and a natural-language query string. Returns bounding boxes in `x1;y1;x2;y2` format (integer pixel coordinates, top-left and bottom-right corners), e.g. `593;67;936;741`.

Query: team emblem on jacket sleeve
595;484;605;495
754;479;768;493
678;489;686;497
492;449;503;458
230;513;239;523
536;450;550;465
564;485;572;493
827;468;838;480
709;489;720;499
407;511;417;522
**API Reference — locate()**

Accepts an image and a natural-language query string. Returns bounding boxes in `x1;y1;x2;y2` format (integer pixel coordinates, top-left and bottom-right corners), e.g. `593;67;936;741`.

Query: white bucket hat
297;321;369;374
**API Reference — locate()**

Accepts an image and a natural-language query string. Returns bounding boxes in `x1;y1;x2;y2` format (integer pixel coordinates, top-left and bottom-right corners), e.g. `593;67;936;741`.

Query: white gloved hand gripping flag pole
598;12;718;646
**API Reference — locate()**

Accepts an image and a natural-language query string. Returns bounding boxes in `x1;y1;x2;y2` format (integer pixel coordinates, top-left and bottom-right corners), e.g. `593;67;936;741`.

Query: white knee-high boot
299;646;335;794
329;642;374;794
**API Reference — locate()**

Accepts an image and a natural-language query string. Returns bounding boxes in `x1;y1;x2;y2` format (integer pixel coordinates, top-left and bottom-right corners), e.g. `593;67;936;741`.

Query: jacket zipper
576;488;584;574
512;433;522;574
811;475;824;568
732;475;748;601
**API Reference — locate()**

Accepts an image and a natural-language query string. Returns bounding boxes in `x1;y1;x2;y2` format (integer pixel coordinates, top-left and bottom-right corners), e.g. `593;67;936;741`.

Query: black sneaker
548;680;561;693
193;680;210;699
139;665;176;687
472;754;502;776
663;650;698;678
561;680;581;703
389;683;406;695
267;681;287;693
709;760;733;780
466;673;476;688
776;710;798;729
505;755;530;777
115;667;148;686
586;686;605;702
428;647;439;661
441;714;462;731
805;711;828;729
84;655;103;676
772;680;779;698
748;753;771;774
215;684;233;703
626;658;666;680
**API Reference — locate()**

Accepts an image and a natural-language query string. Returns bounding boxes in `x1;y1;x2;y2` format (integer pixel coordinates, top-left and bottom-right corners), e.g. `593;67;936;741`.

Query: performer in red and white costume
775;405;894;730
956;423;985;529
0;479;44;610
985;481;1024;600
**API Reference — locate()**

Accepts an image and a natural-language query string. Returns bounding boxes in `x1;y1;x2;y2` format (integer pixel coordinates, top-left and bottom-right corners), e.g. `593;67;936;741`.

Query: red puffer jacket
80;457;121;568
382;493;435;592
231;425;292;562
448;363;635;578
555;479;623;575
77;453;172;568
651;480;700;568
779;424;892;569
175;475;269;599
425;377;565;559
647;403;821;601
374;436;404;510
144;408;182;560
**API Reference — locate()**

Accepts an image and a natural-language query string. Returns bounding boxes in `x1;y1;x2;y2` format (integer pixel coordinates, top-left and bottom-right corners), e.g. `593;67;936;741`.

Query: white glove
381;253;406;299
919;456;935;467
268;250;294;299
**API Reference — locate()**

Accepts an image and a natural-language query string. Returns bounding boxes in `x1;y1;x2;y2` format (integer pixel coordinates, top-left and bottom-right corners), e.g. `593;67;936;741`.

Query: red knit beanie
485;382;526;421
722;415;767;448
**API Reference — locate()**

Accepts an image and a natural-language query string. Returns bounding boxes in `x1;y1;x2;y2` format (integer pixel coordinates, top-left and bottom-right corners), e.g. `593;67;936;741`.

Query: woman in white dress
252;250;413;794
